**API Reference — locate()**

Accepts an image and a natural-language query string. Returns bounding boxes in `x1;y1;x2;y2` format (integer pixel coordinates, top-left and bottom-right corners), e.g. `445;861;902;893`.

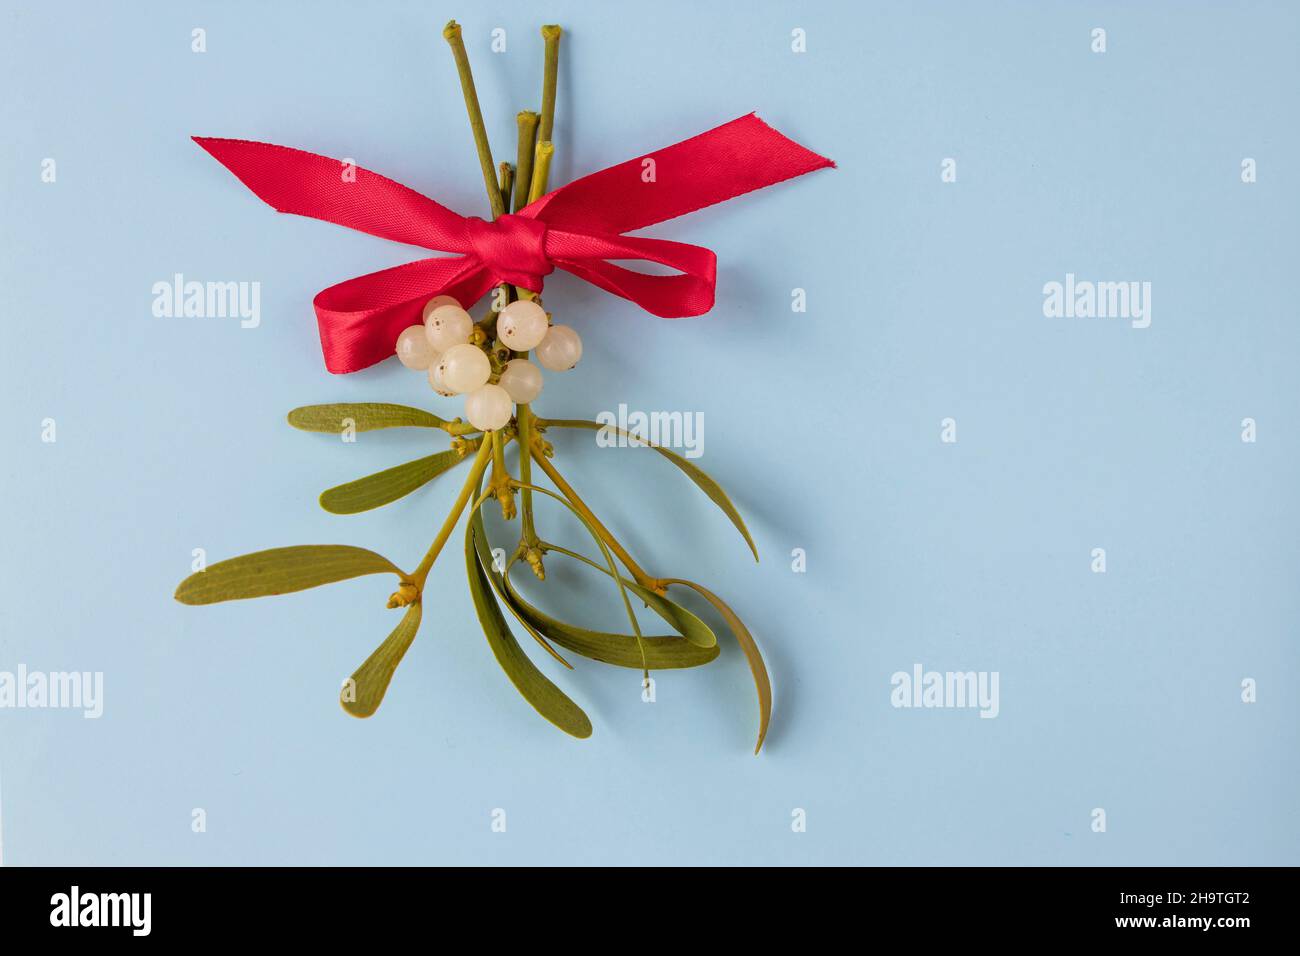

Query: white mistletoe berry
464;383;513;431
497;358;543;403
535;325;582;371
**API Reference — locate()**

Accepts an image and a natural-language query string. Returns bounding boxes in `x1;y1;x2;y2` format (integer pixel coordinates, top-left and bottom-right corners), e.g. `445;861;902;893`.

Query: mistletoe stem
411;436;494;589
529;444;664;593
443;20;505;219
528;141;555;204
490;427;516;519
538;25;562;145
513;111;539;212
512;27;562;556
497;161;514;215
494;162;515;308
440;419;482;437
525;26;561;203
517;406;540;547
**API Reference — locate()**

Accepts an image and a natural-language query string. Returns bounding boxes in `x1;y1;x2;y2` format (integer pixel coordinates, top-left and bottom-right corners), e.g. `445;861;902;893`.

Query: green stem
538;25;562;144
528;141;555;205
494;162;515;309
529;444;661;591
443;20;505;219
490;428;516;519
513;111;539;212
513;63;547;546
411;437;494;589
490;426;508;480
497;161;514;215
517;404;538;543
441;420;482;437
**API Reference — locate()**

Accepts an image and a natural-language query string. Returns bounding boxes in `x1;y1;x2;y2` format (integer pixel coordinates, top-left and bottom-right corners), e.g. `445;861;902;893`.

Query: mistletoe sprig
175;22;779;751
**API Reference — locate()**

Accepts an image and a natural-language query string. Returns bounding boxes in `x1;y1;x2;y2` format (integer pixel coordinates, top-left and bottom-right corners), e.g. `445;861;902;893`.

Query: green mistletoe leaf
320;450;467;515
630;580;715;649
542;419;758;562
174;545;401;605
511;482;653;668
664;578;771;754
341;603;422;718
464;511;591;739
544;544;717;650
287;403;450;432
468;506;572;669
501;567;719;669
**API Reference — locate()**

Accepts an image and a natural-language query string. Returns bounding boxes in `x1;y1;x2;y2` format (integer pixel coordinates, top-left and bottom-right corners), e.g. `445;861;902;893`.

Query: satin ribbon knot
193;113;832;372
463;214;553;292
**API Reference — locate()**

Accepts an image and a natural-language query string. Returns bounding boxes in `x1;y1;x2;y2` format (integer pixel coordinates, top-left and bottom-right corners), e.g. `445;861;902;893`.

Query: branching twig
443;20;505;219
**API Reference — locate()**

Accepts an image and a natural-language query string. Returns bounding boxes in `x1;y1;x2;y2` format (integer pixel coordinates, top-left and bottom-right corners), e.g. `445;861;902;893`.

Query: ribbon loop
464;214;553;292
194;114;832;373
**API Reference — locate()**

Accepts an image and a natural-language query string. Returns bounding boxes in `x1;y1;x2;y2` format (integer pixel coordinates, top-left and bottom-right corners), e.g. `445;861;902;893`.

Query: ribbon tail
556;260;716;318
314;257;493;373
547;229;718;318
522;113;833;235
192;137;473;252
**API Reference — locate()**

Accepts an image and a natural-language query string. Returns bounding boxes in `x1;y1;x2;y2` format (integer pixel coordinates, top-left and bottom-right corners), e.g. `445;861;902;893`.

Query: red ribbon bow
194;114;832;373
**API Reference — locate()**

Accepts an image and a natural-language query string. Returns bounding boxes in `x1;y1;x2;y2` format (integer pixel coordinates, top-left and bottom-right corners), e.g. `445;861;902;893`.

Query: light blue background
2;0;1297;865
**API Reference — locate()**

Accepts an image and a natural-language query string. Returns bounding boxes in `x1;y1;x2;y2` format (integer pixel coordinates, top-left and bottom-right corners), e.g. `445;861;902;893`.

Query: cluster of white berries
395;295;583;431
